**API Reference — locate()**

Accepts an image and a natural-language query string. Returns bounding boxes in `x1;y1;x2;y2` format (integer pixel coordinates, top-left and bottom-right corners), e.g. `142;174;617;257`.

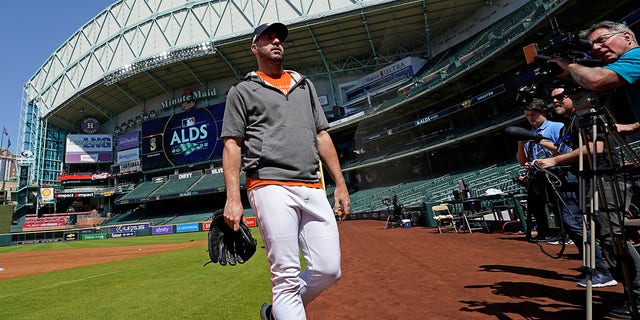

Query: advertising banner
65;134;113;163
117;148;139;164
152;225;174;235
176;223;200;233
79;228;100;234
141;104;224;171
108;223;149;234
82;233;107;240
64;232;79;241
117;131;140;151
109;232;136;238
22;220;67;229
245;216;257;227
55;192;94;199
202;221;211;231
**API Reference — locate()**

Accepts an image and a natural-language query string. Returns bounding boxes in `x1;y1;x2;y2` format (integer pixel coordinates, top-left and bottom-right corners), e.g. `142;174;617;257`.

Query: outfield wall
3;222;196;246
1;216;258;246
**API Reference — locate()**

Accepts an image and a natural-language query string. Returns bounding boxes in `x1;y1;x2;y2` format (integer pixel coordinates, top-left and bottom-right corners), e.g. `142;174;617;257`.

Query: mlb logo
182;117;195;127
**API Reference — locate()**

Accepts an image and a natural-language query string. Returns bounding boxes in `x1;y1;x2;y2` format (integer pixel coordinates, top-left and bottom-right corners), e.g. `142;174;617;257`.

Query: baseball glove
204;211;257;266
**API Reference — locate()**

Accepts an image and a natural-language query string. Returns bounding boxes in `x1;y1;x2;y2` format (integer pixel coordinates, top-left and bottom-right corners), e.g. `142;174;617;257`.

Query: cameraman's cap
252;22;288;44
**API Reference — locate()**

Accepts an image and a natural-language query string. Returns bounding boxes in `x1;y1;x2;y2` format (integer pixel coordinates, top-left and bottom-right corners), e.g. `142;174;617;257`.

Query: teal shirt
604;47;640;121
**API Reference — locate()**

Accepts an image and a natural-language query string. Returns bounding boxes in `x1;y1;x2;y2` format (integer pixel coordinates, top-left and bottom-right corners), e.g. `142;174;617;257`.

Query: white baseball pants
249;184;341;320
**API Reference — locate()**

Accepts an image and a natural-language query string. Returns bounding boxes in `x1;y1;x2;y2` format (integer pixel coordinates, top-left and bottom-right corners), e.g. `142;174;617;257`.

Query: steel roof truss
144;70;172;95
78;96;114;120
215;49;241;79
114;83;144;105
360;11;378;60
180;61;207;89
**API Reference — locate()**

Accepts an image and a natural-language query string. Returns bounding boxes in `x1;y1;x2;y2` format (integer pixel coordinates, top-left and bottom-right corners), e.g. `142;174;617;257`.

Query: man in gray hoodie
221;22;351;320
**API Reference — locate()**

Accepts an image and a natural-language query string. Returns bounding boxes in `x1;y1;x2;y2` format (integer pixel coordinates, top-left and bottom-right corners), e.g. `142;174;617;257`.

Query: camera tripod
382;197;398;229
384;212;402;229
577;104;640;320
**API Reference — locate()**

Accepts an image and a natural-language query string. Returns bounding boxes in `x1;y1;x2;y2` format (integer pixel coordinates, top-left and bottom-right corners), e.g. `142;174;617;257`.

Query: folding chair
432;205;457;233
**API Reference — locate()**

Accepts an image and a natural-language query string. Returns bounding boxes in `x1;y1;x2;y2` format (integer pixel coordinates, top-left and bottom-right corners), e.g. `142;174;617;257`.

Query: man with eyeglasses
550;21;640;132
549;21;640;318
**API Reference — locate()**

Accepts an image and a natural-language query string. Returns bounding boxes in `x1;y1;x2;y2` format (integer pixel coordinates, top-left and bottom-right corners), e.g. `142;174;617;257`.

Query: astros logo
41;189;52;197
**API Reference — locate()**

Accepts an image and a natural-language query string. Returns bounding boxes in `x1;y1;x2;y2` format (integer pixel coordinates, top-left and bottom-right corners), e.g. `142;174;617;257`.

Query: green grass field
0;230;273;319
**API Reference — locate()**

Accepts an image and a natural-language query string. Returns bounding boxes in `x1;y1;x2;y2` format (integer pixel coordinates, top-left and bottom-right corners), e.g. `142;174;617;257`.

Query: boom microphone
504;126;550;142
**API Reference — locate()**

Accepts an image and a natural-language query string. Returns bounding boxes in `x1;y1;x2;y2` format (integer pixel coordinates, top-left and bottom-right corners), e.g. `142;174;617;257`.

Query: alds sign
141;104;224;171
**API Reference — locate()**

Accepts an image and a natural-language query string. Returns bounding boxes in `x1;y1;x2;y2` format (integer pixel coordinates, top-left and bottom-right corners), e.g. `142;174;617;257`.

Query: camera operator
545;21;640;318
515;98;564;243
536;91;639;319
549;21;640;133
536;87;617;288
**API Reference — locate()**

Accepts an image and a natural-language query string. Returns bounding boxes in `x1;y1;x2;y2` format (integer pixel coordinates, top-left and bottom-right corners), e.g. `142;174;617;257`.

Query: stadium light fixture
103;41;216;85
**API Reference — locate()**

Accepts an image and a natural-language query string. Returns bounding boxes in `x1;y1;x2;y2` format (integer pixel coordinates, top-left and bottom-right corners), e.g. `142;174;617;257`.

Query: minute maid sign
160;88;216;110
141;103;224;171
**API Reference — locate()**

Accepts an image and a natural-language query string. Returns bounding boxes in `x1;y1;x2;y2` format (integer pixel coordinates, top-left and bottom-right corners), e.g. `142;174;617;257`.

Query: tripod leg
590;160;640;319
600;179;639;319
575;106;640;319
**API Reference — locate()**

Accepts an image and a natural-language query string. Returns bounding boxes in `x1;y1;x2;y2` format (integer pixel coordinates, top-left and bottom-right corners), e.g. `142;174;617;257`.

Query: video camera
526;32;594;61
522;34;600;80
522;19;603;81
513;19;604;109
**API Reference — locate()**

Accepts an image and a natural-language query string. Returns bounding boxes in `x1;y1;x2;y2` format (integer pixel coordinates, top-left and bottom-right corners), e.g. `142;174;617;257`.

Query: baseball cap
252;22;288;43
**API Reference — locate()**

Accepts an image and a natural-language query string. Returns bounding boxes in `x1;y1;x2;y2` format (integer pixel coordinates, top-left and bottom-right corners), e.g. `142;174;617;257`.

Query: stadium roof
28;0;501;132
25;0;637;134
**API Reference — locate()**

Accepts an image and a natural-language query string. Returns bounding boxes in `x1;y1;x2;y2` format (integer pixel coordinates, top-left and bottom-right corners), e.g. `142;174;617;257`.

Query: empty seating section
340;1;559;173
169;211;214;224
371;1;551;115
348;163;525;214
342;109;522;171
190;173;226;192
101;208;145;225
117;181;166;202
145;210;178;226
152;176;201;197
102;172;250;227
102;208;216;226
